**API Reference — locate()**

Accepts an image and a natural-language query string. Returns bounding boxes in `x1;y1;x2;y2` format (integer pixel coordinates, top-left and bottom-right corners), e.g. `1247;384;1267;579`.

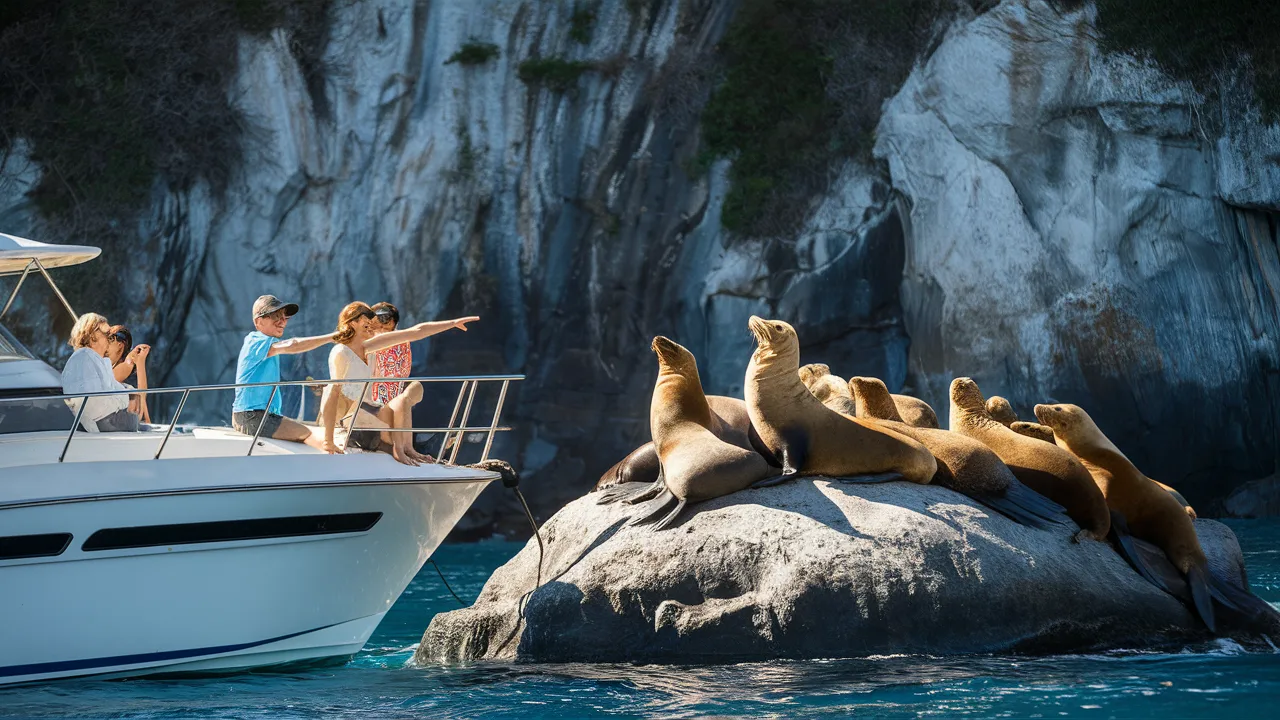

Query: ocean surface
2;521;1278;719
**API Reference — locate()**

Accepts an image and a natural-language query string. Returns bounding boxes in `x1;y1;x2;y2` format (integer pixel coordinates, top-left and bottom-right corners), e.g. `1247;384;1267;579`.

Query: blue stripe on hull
0;622;342;679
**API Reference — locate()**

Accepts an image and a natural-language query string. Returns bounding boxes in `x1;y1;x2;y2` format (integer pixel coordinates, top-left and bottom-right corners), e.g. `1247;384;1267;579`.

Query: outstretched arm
364;316;479;353
267;333;333;358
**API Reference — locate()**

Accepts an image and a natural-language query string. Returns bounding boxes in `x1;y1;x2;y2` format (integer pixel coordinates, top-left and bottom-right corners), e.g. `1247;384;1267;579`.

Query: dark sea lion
629;337;775;529
1034;403;1226;630
948;378;1110;542
745;317;936;483
847;377;1068;529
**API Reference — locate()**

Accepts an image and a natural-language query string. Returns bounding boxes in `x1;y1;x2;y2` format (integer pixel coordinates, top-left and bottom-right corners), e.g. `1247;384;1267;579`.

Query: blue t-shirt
232;331;283;414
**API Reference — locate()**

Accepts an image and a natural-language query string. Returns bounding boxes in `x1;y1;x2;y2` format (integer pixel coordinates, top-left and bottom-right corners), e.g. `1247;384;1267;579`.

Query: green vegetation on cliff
1092;0;1280;118
0;0;331;234
446;40;501;66
518;57;593;93
699;0;949;236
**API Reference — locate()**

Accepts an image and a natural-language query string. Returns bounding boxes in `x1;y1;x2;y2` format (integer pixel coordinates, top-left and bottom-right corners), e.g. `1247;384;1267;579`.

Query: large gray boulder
415;480;1263;664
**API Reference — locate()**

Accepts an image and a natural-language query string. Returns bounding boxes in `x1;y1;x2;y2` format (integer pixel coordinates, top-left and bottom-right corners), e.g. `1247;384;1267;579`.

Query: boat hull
0;475;491;685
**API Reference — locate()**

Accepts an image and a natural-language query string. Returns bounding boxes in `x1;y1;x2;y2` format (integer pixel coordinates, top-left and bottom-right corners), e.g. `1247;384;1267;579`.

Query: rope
429;558;468;607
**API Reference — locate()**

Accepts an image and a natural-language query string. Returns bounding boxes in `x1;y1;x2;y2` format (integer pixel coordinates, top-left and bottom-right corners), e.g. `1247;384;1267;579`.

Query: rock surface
4;0;1280;531
414;479;1258;663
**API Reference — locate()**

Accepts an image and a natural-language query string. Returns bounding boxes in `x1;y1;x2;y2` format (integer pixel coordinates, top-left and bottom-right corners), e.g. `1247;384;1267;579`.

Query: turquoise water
2;521;1279;718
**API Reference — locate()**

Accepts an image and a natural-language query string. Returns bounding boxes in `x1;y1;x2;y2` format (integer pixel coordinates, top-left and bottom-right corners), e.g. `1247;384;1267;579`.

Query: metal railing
0;374;522;464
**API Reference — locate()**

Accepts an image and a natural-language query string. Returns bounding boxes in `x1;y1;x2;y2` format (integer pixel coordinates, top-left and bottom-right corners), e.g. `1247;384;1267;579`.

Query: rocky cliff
2;0;1278;533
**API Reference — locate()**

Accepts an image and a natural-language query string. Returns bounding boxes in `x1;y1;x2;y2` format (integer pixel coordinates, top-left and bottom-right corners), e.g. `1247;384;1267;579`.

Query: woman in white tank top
321;301;479;465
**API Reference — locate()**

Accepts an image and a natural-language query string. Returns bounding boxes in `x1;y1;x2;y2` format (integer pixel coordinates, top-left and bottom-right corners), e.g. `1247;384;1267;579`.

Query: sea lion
990;399;1196;517
986;396;1018;426
801;362;938;428
799;363;859;416
892;393;940;429
948;377;1110;542
594;395;770;498
847;377;1068;529
1033;402;1220;629
629;336;775;529
745;317;936;483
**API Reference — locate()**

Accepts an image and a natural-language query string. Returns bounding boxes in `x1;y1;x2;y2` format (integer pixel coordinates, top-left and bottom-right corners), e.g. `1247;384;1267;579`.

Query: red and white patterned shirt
371;342;411;403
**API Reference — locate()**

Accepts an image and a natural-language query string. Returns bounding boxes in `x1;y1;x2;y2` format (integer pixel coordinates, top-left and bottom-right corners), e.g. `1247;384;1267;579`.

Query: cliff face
2;0;1278;531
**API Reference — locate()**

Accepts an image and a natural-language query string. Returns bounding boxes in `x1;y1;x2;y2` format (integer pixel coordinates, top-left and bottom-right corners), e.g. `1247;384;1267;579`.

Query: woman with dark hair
105;325;151;423
369;301;408;404
321;301;478;465
61;313;139;432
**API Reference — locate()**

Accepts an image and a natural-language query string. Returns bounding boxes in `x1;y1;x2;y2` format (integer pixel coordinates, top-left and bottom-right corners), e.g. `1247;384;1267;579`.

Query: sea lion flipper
620;477;668;505
1207;571;1280;627
973;492;1057;529
1107;510;1170;591
751;473;791;489
830;472;904;484
650;499;688;531
777;427;809;475
597;479;656;505
628;489;679;527
748;424;781;468
1187;565;1217;633
1000;480;1071;525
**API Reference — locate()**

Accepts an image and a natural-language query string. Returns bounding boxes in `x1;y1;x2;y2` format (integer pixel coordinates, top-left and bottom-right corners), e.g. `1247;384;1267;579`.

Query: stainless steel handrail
14;373;523;464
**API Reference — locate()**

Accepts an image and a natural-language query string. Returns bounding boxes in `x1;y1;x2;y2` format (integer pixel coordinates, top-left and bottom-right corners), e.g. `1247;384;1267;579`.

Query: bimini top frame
0;232;101;323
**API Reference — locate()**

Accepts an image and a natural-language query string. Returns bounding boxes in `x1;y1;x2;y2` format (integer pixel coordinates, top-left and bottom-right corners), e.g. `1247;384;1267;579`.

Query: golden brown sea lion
986;396;1018;426
1034;402;1217;629
949;378;1110;542
745;317;936;483
892;393;940;429
798;363;859;416
801;363;938;428
1154;480;1197;518
630;337;775;529
594;395;771;500
847;376;1068;529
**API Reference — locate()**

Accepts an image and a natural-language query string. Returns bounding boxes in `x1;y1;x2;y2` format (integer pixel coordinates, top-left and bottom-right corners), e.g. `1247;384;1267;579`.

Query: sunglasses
356;309;377;320
108;330;129;343
374;311;397;322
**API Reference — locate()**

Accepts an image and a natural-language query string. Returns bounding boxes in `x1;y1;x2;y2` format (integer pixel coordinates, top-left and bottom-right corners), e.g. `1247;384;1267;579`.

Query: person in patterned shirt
369;302;410;404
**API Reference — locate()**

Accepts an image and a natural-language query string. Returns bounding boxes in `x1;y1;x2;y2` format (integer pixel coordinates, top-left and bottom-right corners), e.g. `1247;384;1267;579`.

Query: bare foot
408;448;435;463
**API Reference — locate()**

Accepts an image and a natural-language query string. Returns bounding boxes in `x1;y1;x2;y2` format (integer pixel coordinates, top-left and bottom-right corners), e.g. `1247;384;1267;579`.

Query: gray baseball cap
252;294;299;319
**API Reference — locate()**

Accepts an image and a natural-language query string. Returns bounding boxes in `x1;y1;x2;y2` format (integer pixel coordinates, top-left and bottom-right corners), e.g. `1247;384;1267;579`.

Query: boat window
0;323;37;361
81;512;383;551
0;532;73;561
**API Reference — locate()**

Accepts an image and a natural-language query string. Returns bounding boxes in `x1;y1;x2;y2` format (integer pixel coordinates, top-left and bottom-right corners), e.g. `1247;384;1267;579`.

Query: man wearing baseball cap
230;294;334;448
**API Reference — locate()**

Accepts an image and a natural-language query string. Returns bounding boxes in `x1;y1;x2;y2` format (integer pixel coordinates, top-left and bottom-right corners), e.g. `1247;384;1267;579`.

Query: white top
328;344;375;402
0;232;101;274
60;347;129;430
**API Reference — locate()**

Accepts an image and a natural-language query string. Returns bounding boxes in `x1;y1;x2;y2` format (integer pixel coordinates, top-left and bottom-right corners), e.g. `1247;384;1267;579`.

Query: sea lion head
748;316;799;366
949;377;988;414
797;362;831;388
807;373;850;404
986;396;1018;426
651;336;697;376
1033;403;1098;441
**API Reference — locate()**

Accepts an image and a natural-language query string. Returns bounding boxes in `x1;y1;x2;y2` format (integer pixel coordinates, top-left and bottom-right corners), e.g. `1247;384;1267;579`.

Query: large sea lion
745;317;936;483
628;337;776;529
593;395;764;494
1033;403;1223;629
848;376;1068;529
948;377;1110;542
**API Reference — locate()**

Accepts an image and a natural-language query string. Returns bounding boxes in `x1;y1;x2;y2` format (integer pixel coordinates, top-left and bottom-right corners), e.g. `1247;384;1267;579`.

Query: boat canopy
0;232;100;275
0;232;100;322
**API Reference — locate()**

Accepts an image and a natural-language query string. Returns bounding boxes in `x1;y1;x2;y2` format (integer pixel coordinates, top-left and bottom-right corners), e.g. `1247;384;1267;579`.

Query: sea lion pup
803;362;939;428
848;377;1068;529
948;378;1110;542
745;317;936;483
986;396;1018;426
892;393;940;429
1034;403;1223;630
629;337;776;529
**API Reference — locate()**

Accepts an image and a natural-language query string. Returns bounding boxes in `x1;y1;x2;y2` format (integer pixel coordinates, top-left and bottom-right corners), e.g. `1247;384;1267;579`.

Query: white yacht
0;233;519;685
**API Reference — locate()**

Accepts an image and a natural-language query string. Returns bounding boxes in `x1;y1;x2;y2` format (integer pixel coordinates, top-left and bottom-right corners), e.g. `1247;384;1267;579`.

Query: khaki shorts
231;410;312;442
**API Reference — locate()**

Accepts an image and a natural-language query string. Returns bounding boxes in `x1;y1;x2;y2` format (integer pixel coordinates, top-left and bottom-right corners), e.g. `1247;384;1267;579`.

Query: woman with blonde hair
321;301;479;465
61;313;140;432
